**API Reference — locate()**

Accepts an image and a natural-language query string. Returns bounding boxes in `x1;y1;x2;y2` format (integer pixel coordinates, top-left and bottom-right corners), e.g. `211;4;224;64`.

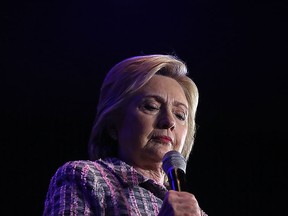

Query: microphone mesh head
162;150;187;174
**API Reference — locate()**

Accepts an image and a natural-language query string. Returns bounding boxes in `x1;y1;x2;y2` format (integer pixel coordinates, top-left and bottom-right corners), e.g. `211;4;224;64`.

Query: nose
157;110;176;130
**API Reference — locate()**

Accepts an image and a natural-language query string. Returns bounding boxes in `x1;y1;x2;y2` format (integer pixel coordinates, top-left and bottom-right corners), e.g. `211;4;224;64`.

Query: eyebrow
143;95;188;110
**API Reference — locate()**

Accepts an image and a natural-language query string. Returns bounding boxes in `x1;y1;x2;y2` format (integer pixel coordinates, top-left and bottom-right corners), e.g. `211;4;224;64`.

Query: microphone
162;150;187;191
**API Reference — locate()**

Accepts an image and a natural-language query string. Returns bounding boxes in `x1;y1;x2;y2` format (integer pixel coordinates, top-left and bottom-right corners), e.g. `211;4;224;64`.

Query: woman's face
116;75;189;170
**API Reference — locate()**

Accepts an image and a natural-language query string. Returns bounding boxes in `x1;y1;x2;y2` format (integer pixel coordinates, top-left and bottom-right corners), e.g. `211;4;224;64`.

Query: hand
158;190;203;216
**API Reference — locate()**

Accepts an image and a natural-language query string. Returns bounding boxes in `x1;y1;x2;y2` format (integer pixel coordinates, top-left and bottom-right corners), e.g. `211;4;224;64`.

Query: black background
3;0;288;215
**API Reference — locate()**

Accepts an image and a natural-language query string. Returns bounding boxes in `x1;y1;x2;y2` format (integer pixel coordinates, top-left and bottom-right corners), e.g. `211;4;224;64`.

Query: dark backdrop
3;0;287;215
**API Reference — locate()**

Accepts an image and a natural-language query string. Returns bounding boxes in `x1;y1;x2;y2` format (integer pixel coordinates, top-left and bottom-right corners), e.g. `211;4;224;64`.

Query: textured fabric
43;158;208;216
43;158;168;216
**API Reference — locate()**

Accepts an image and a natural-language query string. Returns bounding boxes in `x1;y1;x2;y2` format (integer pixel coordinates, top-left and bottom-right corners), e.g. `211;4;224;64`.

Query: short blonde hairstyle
88;54;199;161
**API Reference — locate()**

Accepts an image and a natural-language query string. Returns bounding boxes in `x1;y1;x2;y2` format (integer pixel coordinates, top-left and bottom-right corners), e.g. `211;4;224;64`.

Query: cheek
175;126;188;152
129;113;153;139
119;112;152;144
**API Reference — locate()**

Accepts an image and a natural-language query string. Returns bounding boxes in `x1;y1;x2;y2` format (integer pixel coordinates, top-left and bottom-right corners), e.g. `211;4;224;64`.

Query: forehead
136;75;188;106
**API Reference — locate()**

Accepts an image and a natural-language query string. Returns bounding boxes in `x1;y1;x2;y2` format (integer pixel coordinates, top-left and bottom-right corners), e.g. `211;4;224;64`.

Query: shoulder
50;160;109;184
56;160;101;172
44;160;109;214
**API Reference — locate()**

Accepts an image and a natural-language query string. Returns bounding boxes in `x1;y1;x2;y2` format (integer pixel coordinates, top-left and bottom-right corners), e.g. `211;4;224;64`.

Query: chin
152;148;172;161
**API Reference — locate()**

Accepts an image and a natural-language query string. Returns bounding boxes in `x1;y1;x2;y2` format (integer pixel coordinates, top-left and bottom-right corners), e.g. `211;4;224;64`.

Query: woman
43;54;207;215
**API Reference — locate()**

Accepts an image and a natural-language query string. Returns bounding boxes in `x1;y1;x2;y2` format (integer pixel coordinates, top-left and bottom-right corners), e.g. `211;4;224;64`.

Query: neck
134;166;165;185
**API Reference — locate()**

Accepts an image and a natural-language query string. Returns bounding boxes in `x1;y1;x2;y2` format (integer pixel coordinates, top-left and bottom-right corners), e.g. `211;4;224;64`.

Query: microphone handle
167;168;187;191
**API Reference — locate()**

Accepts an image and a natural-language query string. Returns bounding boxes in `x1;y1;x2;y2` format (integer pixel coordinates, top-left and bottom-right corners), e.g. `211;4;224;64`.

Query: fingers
159;190;202;216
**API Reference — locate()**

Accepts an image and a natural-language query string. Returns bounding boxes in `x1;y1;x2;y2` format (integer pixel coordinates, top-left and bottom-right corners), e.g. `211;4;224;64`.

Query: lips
152;135;173;144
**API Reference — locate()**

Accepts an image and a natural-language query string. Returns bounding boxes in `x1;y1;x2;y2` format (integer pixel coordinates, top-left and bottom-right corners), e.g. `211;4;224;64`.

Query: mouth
151;136;173;145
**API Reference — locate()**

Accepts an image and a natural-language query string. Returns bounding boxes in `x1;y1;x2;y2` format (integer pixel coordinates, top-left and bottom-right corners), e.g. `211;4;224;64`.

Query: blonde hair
88;54;199;161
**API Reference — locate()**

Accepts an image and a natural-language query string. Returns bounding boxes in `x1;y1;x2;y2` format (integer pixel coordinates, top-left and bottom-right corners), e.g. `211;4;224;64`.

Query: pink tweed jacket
43;158;207;215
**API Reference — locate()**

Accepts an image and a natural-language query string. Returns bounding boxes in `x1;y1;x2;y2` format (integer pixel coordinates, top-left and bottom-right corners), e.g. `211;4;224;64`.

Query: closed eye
143;104;159;111
175;112;187;121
